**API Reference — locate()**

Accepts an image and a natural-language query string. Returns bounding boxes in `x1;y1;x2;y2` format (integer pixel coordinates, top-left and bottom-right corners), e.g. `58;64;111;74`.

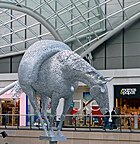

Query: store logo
73;99;96;111
120;88;137;95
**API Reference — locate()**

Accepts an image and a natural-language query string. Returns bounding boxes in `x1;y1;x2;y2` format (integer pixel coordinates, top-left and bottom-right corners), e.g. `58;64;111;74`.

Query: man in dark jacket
111;107;117;129
103;108;110;130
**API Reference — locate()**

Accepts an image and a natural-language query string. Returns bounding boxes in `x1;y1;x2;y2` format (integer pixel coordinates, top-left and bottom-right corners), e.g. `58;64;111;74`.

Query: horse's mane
18;40;71;84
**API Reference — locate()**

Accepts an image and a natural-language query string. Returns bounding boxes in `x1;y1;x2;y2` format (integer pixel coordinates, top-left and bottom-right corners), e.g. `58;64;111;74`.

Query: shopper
111;107;117;129
103;108;110;130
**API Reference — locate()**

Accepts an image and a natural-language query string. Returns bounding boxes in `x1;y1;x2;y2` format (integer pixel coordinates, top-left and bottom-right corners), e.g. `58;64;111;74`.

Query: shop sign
120;88;137;95
72;99;97;111
114;84;140;98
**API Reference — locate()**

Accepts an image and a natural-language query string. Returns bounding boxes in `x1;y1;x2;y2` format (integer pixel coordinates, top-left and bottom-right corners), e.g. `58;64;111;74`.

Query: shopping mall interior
0;0;140;143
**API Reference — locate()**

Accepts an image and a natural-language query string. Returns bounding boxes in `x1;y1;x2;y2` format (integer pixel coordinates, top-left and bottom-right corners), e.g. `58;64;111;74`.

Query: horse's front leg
57;96;72;137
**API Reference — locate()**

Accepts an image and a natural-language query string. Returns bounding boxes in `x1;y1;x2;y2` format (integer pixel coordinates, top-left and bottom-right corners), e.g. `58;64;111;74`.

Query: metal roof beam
81;11;140;57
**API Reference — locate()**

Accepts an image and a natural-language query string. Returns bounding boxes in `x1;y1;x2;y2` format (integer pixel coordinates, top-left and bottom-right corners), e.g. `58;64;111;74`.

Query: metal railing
0;114;140;133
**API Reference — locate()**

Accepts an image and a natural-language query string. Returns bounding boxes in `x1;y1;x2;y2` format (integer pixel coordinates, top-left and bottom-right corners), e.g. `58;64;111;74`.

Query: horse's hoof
57;131;67;141
48;131;55;137
57;131;64;137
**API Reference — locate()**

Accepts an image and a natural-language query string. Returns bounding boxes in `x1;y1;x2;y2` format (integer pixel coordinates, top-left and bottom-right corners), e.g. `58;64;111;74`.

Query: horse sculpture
16;40;111;139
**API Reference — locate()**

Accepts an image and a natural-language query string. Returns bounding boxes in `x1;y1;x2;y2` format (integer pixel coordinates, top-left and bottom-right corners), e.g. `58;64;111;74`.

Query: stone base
40;135;67;142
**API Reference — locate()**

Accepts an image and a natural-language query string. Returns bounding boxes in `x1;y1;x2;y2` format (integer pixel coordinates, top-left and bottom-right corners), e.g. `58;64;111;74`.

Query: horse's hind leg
49;95;60;136
41;96;51;135
25;86;48;136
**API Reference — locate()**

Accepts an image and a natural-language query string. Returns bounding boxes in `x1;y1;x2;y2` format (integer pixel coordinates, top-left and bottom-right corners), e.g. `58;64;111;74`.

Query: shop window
1;100;20;126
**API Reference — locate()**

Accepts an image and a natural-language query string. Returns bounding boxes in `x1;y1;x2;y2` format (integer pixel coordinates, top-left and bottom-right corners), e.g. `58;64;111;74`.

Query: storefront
114;84;140;128
0;89;27;126
114;84;140;115
64;88;103;127
0;99;19;126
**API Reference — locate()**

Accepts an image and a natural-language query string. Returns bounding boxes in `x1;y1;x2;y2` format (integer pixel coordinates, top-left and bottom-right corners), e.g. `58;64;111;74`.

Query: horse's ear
100;86;105;93
90;84;106;93
105;77;113;82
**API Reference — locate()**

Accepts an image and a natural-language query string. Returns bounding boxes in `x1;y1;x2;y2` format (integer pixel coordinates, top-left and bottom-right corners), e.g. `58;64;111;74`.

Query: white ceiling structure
0;0;139;58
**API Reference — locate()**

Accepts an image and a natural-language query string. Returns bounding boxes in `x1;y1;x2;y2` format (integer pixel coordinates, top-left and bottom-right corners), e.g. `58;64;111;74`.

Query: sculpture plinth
40;135;67;141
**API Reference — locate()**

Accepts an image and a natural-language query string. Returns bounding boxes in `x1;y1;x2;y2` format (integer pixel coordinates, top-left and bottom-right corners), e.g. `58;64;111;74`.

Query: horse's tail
12;81;23;100
18;40;71;84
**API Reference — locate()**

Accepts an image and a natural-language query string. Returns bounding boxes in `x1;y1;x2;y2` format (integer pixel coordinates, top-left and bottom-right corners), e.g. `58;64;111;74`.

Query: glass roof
0;0;139;57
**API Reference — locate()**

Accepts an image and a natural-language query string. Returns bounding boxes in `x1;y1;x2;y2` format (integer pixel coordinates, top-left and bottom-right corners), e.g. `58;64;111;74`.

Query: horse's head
90;77;112;114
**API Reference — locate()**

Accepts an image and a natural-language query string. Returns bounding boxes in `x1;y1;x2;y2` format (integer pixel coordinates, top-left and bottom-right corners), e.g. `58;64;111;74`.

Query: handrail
0;114;139;133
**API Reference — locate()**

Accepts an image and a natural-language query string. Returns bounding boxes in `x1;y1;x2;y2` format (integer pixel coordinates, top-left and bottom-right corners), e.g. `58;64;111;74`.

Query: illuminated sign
120;88;137;95
114;85;140;98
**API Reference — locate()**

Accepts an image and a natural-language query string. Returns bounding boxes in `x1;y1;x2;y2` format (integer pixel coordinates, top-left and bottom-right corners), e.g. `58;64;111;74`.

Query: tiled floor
1;129;140;144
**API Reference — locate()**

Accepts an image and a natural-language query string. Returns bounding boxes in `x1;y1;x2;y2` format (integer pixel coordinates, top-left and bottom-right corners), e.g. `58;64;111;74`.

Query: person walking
103;108;110;130
111;107;117;129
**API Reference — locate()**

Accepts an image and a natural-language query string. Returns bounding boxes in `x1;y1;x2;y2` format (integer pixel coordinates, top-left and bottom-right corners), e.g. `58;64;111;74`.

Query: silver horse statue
16;40;111;139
